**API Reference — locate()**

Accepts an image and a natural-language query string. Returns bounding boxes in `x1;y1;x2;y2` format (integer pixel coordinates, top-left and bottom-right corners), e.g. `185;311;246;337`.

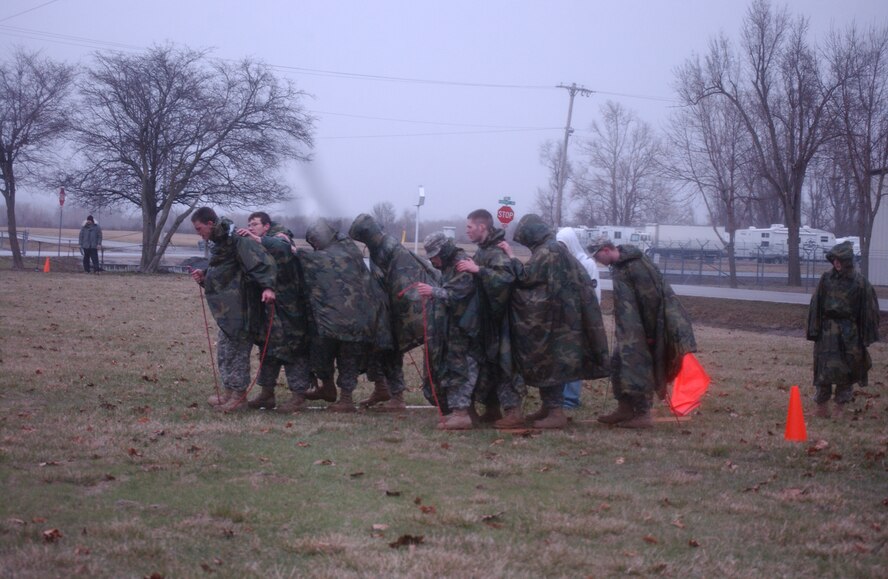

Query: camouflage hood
478;226;506;250
209;217;236;244
614;243;646;265
349;214;386;249
826;241;854;266
306;219;338;250
513;214;554;250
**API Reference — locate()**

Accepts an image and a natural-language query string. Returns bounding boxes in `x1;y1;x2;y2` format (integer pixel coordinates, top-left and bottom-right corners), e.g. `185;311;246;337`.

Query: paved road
599;279;888;311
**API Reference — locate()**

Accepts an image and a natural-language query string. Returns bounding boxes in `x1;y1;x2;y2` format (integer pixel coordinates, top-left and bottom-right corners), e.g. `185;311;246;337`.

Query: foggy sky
2;0;886;226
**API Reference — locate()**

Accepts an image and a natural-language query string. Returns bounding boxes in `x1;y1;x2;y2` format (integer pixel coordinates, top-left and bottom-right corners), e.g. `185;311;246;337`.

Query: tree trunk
1;167;25;270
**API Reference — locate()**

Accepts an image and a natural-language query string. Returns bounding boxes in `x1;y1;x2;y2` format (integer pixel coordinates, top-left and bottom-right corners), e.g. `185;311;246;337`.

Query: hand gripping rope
196;282;275;412
397;282;444;419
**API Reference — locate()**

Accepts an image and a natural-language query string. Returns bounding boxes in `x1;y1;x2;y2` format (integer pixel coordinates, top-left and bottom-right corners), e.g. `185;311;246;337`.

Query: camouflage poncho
299;219;382;345
806;241;880;386
349;214;440;352
610;244;696;400
203;218;277;342
509;214;610;388
257;223;308;362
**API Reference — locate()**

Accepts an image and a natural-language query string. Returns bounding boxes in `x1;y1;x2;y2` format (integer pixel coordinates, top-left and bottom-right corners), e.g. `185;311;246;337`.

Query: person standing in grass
806;240;880;418
78;215;103;273
236;211;311;414
591;237;696;429
190;207;277;413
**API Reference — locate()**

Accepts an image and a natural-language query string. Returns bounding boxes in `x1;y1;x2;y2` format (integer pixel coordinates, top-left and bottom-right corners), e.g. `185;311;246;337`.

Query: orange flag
669;353;710;416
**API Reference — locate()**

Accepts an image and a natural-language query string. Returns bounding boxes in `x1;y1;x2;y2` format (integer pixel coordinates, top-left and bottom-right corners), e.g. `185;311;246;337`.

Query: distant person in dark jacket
78;215;103;273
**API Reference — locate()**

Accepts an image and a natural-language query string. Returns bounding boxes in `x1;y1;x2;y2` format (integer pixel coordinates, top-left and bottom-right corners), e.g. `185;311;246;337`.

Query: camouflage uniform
806;241;880;404
299;219;381;395
422;233;482;412
201;218;277;392
609;244;696;411
349;214;440;395
471;227;525;411
255;223;311;394
509;214;610;408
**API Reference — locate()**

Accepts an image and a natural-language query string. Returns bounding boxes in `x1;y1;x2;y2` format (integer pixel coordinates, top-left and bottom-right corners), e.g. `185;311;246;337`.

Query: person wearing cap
415;232;482;430
455;209;526;428
806;240;880;418
499;214;610;429
78;215;103;273
590;236;696;429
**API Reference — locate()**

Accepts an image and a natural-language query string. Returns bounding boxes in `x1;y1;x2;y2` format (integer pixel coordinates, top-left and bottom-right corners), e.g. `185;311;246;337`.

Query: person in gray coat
78;215;103;273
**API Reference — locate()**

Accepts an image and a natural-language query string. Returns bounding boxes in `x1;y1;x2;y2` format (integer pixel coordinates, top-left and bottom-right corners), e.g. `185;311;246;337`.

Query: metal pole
57;205;63;257
555;84;594;228
414;205;420;254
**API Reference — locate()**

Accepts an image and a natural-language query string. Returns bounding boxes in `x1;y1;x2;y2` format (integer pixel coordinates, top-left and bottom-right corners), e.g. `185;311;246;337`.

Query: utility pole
555;83;594;227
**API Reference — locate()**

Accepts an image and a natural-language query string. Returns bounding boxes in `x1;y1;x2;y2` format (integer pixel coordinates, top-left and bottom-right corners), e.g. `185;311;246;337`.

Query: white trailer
734;225;835;261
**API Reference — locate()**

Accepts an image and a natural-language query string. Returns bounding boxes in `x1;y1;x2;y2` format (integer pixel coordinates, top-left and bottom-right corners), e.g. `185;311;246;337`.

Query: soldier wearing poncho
591;238;697;429
806;240;880;418
415;233;482;431
299;219;383;412
349;214;440;411
500;214;610;429
235;212;311;414
455;209;526;428
190;207;277;413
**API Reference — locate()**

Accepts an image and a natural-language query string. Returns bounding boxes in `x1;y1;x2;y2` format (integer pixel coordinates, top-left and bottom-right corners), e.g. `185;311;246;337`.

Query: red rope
398;282;444;418
197;284;221;402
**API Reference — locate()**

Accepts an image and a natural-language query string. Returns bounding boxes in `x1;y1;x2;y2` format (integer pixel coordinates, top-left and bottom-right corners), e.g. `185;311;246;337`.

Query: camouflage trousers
217;330;253;392
366;350;406;395
258;354;311;393
422;355;479;412
476;362;525;411
611;347;654;411
311;337;366;394
813;383;854;404
538;384;565;409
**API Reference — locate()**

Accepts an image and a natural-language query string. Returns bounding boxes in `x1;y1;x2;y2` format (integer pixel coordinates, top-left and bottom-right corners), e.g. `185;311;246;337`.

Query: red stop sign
59;187;66;207
497;206;514;224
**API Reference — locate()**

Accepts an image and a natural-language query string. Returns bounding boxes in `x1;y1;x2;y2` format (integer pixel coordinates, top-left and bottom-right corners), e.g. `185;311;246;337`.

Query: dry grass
1;271;886;578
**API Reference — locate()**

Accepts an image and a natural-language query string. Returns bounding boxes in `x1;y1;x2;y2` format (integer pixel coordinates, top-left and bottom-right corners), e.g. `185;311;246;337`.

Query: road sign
59;187;65;207
498;196;516;206
497;205;515;225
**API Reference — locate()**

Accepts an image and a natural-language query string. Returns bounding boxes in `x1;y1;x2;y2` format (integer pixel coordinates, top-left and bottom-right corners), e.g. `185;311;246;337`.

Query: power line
311;109;554;130
318;127;561;140
0;0;63;24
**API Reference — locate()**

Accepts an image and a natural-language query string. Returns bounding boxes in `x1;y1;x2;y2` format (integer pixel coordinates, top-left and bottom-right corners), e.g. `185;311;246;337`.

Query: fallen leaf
490;439;504;446
42;528;63;542
127;448;142;457
285;422;293;428
350;471;365;478
313;459;334;466
615;457;625;465
389;534;424;549
32;517;47;523
671;518;685;529
9;518;26;526
643;535;658;544
539;466;551;472
420;505;436;514
200;562;214;573
35;369;43;375
296;441;310;448
144;573;164;579
385;490;401;497
413;496;422;505
137;416;150;424
481;512;504;522
74;546;90;556
39;461;60;467
440;442;450;449
689;539;700;547
371;524;389;531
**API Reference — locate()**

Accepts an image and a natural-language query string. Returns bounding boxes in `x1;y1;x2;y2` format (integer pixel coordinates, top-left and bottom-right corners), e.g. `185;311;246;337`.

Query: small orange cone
43;257;50;273
784;385;807;442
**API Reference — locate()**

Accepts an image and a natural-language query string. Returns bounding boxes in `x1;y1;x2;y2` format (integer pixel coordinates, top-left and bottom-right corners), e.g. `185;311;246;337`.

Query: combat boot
597;399;635;425
533;407;568;429
207;389;233;407
493;406;526;429
437;409;473;430
275;392;307;413
617;409;653;429
327;391;356;413
359;381;391;408
478;405;502;423
525;405;548;423
814;402;830;418
376;392;407;412
247;387;276;410
217;390;248;413
305;378;338;402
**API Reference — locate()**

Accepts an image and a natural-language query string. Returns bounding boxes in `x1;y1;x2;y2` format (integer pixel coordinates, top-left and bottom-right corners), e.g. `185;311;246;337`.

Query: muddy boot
467;404;481;426
478;405;502;424
831;402;846;419
524;405;548;423
437;409;473;430
247;387;276;410
597;399;635;425
814;402;830;418
207;389;233;407
359;381;391;408
617;409;653;429
305;378;337;402
493;406;526;429
533;407;568;429
327;391;356;413
275;392;307;414
217;390;248;413
376;392;407;412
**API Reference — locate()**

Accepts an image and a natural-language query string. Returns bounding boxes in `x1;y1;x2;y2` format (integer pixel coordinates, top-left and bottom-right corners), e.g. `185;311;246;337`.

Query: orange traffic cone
43;257;50;273
784;385;807;442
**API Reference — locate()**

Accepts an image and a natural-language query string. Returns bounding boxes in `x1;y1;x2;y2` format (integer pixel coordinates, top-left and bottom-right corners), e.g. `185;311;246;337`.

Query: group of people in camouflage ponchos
189;205;879;428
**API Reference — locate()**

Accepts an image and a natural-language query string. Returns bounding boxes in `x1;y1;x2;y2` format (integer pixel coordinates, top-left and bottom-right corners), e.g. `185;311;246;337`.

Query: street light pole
414;185;425;253
57;187;65;257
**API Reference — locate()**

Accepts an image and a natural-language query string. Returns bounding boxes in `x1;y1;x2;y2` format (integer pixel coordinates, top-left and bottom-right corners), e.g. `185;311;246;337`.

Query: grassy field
1;270;886;578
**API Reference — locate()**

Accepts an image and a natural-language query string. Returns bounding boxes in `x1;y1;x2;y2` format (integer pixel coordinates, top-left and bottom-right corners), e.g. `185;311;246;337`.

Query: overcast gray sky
2;0;885;224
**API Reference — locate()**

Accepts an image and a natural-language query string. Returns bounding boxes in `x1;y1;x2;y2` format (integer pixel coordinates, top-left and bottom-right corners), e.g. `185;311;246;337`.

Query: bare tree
669;64;754;287
534;140;570;226
827;23;888;276
0;49;75;270
692;0;839;285
65;45;313;272
572;101;666;226
371;201;397;233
